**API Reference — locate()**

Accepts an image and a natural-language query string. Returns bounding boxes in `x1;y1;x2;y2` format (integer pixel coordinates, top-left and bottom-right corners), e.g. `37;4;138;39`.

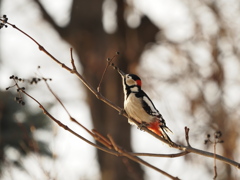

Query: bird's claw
119;109;126;115
137;122;148;131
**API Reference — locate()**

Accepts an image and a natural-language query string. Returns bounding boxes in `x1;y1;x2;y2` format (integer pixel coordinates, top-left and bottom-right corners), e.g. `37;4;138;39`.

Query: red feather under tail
148;121;173;143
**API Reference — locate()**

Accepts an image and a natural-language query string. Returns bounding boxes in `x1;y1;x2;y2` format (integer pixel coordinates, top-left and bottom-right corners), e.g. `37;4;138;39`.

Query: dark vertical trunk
62;1;160;179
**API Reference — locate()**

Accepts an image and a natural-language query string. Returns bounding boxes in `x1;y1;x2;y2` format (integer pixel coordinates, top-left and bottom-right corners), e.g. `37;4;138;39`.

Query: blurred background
0;0;240;179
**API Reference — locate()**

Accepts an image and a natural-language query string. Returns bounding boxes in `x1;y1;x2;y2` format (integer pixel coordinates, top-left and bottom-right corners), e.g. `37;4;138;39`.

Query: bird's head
117;69;142;88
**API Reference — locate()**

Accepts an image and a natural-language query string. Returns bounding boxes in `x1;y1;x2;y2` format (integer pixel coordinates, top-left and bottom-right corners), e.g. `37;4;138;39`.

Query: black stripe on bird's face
122;74;142;98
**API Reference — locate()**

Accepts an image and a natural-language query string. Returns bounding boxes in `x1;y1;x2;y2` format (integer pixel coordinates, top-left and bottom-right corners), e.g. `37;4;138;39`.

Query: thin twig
97;52;119;92
131;151;188;158
213;140;217;180
185;126;191;147
2;21;72;72
213;132;220;180
70;48;77;72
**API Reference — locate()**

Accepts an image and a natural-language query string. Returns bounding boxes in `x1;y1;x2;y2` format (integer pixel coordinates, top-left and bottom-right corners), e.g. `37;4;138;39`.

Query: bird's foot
119;109;126;115
137;122;148;131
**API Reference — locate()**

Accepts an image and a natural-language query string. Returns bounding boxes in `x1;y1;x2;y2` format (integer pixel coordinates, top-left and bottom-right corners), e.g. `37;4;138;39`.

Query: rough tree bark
33;0;159;179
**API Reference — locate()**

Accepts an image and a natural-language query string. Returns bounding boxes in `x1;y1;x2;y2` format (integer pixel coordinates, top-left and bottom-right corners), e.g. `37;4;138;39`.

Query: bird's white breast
124;93;155;124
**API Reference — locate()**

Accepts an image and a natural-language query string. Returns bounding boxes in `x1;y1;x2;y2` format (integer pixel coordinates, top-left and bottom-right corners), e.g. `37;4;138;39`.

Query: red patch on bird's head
136;79;142;87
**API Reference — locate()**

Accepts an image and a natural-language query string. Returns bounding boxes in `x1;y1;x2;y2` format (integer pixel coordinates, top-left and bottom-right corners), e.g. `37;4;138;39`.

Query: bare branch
108;134;180;180
131;151;189;158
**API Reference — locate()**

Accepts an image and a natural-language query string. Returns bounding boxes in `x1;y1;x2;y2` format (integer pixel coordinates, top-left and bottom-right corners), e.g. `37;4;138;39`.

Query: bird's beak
117;68;126;77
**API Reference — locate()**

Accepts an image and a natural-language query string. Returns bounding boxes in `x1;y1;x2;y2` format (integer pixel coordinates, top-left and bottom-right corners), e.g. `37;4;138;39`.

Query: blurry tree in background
1;0;240;180
0;90;51;175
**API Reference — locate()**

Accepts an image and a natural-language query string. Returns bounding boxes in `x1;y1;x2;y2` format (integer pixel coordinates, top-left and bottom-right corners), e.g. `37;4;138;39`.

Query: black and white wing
136;90;160;117
136;90;173;133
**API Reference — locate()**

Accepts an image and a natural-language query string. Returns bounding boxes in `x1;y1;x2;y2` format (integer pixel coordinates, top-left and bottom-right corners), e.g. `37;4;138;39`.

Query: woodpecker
117;68;173;142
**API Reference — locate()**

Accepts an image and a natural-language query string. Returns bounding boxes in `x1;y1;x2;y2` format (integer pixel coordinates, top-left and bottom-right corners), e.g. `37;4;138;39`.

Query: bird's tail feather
163;126;173;134
147;121;173;144
161;126;173;143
